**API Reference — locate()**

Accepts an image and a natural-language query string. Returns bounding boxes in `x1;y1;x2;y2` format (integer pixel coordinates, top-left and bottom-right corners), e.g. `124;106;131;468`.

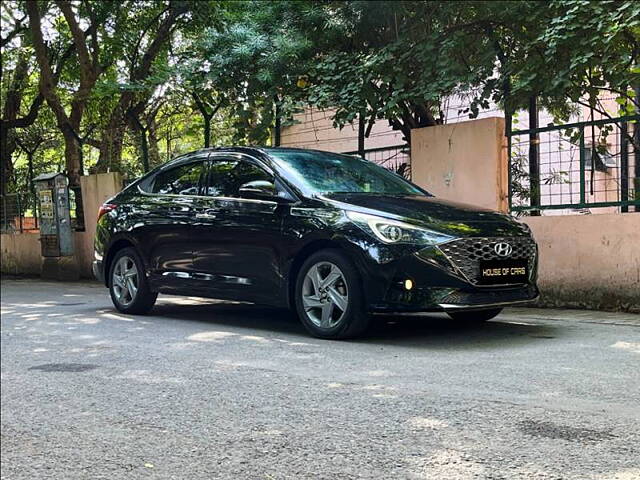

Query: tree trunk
62;128;82;187
203;115;211;148
128;111;150;173
95;115;126;173
147;115;161;168
0;127;16;196
1;54;29;195
27;153;34;193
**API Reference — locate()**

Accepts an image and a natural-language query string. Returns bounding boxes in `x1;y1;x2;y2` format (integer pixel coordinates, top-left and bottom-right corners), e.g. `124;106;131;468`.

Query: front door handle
195;209;218;220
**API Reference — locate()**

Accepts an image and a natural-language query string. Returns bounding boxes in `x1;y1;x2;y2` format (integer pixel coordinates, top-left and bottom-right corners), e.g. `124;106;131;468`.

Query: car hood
321;193;529;237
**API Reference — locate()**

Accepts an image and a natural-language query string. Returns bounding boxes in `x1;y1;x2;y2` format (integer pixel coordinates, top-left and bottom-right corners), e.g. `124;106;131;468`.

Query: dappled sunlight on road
188;331;237;342
611;341;640;354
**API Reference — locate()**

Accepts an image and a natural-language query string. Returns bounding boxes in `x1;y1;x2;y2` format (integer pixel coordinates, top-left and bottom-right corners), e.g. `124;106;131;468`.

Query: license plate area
478;259;528;285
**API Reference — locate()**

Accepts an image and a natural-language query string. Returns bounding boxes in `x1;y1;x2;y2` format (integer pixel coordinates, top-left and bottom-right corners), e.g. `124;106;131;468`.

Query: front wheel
294;249;370;339
109;247;157;315
447;308;502;323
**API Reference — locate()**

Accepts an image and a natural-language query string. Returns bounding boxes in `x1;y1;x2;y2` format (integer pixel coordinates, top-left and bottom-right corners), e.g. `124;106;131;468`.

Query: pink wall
524;213;640;312
411;117;508;211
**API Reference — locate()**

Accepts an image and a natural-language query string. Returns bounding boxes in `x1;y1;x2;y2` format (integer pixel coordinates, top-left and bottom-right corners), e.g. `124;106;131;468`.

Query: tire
294;249;370;339
447;308;502;323
108;247;157;315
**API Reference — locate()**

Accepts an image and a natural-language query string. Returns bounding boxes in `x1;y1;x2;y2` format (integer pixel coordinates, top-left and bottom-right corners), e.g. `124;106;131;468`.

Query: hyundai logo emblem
494;242;513;257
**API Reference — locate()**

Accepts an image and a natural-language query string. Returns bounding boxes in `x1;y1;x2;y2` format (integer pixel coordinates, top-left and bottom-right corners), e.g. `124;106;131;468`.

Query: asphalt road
1;278;639;480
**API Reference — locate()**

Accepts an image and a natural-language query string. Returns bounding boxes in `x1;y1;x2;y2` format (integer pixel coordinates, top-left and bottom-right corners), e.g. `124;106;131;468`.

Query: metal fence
0;192;39;233
345;144;411;178
509;115;639;214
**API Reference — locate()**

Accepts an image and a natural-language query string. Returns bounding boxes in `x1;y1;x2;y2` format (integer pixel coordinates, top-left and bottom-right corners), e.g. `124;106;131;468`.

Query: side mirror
238;180;277;199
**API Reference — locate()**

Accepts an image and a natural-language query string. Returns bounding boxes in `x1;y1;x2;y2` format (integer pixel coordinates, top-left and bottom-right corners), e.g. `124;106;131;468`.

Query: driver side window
205;159;273;198
231;161;273;199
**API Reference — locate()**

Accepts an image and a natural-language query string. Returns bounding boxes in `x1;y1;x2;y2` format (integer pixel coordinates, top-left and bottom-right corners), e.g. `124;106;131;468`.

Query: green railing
508;114;639;214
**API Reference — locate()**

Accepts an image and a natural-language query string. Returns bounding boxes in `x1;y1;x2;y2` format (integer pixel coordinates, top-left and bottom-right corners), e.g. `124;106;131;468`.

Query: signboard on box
39;189;54;219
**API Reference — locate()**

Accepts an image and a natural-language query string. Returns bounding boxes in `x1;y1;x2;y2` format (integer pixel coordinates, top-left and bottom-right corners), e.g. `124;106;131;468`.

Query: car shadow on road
149;299;564;350
362;314;563;349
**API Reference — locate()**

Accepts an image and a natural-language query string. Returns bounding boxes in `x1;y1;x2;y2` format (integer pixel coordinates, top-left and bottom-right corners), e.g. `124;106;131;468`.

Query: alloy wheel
302;261;349;328
112;256;139;307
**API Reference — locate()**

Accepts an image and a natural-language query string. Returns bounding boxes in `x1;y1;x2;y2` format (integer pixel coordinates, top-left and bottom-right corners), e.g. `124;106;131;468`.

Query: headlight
345;211;455;245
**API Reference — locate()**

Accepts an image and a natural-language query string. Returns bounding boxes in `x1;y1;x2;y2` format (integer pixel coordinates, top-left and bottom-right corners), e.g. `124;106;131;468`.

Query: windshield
269;150;426;196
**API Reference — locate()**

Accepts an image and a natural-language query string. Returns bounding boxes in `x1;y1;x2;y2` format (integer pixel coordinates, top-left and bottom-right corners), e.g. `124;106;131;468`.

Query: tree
296;1;639;144
184;0;323;145
94;1;222;172
501;0;640;133
25;0;114;187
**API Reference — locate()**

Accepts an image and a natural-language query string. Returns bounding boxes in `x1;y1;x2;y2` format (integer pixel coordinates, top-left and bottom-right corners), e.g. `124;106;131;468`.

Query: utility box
35;173;75;257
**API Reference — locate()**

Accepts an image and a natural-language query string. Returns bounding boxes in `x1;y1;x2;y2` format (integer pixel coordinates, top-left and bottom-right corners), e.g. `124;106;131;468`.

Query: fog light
404;279;413;290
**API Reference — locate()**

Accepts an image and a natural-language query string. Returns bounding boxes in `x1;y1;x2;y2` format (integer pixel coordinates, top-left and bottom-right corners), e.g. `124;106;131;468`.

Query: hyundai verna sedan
93;147;539;339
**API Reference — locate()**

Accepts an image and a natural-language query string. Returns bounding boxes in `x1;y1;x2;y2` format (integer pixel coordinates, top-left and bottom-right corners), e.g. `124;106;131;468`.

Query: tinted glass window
232;161;273;198
269;150;425;196
205;160;239;196
152;162;204;195
205;159;273;198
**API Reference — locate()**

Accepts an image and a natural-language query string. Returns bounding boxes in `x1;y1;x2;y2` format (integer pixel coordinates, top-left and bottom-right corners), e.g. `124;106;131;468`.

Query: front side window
205;160;238;196
152;162;205;195
205;159;274;198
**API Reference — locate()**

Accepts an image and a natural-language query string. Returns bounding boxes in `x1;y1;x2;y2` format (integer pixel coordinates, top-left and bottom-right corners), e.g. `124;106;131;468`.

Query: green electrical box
34;173;74;257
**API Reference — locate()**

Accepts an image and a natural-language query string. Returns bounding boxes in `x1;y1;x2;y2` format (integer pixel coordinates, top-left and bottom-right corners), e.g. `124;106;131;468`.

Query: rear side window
152;162;205;195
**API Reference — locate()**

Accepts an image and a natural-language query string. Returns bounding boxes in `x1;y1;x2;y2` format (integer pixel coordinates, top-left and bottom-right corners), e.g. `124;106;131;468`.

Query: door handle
195;209;218;220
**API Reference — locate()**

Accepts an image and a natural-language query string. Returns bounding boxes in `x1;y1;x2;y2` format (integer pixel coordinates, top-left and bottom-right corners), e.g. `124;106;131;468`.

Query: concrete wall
524;213;640;312
76;173;123;277
411;117;508;212
1;173;123;279
0;232;41;275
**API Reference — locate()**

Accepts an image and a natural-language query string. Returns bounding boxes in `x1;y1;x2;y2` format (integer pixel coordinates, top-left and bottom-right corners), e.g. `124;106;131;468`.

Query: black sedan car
94;147;538;339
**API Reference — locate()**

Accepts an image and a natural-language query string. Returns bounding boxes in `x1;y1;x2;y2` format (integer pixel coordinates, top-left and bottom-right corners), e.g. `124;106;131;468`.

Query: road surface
1;278;639;479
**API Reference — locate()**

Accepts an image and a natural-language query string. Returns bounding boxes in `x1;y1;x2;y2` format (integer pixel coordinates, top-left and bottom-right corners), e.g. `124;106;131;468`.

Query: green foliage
3;0;639;193
503;0;640;116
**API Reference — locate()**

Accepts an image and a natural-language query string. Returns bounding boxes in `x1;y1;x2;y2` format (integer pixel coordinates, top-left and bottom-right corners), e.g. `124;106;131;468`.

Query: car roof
159;146;351;171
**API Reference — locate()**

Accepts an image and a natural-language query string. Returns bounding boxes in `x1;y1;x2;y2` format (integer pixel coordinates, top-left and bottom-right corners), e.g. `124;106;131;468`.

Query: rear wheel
447;308;502;323
294;249;370;339
109;247;157;314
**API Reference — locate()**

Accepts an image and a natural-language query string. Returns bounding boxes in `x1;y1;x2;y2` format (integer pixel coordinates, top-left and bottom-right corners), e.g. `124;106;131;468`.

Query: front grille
438;236;537;285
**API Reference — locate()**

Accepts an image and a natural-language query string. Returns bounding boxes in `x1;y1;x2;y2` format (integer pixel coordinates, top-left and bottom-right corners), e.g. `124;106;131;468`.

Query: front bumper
361;240;539;313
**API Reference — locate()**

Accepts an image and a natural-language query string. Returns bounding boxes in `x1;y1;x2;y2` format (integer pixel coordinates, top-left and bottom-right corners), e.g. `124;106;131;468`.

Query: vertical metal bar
620;121;629;213
579;125;586;205
506;108;513;213
34;191;39;230
529;96;540;215
274;99;281;147
358;115;365;157
17;194;23;233
634;85;640;212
